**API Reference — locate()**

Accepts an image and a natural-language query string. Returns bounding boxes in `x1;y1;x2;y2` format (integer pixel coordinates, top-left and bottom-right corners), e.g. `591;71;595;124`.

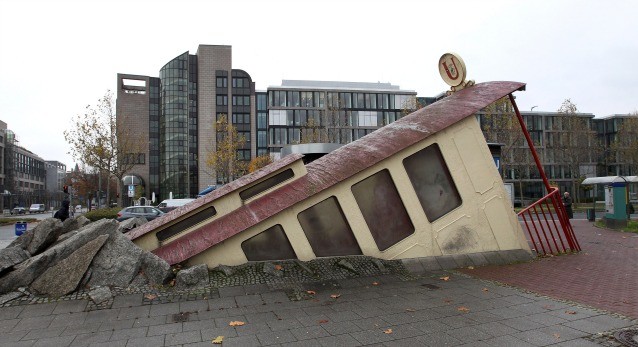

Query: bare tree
555;99;601;203
64;90;143;207
204;114;247;184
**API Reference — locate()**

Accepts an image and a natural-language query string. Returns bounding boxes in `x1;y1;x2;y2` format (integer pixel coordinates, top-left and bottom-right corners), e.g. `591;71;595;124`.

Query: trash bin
15;221;27;236
587;209;595;222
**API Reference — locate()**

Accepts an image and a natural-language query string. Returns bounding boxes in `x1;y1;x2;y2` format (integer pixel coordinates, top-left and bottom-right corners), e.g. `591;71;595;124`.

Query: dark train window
351;169;414;251
403;144;461;222
297;197;362;257
241;224;297;261
239;169;294;200
156;206;217;242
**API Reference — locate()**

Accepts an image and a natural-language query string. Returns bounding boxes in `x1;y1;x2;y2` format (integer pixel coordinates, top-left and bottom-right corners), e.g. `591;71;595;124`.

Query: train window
241;224;297;261
239;169;294;200
297;197;362;257
351;169;414;251
403;144;461;222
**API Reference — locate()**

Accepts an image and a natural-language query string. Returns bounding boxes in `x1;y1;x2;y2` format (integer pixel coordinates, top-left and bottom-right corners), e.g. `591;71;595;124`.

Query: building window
216;77;227;88
297;196;362;257
403;144;461;222
351;169;414;251
269;110;287;126
216;95;227;106
241;225;297;261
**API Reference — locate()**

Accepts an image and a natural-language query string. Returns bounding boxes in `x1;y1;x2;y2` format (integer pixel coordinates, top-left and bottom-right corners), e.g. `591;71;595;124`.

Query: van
157;198;196;213
29;204;45;213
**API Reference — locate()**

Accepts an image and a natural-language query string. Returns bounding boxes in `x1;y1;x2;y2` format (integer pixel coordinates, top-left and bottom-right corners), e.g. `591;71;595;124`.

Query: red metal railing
508;94;581;255
518;187;581;255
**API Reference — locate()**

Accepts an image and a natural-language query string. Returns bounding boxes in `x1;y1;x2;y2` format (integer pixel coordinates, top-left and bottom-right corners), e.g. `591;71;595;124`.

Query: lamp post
531;106;538;111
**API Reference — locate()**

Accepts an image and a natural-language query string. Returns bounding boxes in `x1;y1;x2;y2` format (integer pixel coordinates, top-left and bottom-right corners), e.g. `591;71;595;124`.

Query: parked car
116;206;165;222
11;207;26;215
197;185;219;198
29;204;45;213
156;198;196;213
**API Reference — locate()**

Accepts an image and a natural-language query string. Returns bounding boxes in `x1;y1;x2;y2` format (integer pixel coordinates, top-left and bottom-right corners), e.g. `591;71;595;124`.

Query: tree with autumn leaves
64;91;144;207
609;112;638;176
205;115;247;185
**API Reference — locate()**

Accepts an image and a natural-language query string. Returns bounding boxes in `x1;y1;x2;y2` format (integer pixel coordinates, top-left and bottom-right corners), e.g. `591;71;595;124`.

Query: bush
83;207;120;222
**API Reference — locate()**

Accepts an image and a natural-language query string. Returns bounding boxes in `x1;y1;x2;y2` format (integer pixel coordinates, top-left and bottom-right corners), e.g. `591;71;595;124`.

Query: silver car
116;206;165;222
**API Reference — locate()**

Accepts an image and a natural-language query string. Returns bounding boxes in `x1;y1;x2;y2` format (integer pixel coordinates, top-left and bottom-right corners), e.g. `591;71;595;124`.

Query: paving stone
466;252;490;267
117;305;150;320
220;335;260;346
111;294;142;308
435;255;458;270
235;294;263;307
164;329;202;346
320;320;363;335
11;315;55;331
48;312;88;328
31;335;75;347
179;299;208;313
451;254;473;268
52;300;87;314
125;334;166;347
68;330;112;347
22;326;65;340
256;329;297;345
17;302;57;318
563;314;633;334
289;325;330;340
109;326;148;341
147;322;182;336
316;333;362;346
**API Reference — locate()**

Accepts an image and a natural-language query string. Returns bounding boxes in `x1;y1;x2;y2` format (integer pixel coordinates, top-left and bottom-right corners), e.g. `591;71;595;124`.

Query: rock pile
0;217;173;301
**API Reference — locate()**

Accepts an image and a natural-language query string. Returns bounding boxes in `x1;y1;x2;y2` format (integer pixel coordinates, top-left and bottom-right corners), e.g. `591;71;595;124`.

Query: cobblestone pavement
459;219;638;320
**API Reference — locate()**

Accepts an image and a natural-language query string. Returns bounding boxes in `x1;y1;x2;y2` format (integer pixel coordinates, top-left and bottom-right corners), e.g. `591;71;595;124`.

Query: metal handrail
518;187;580;255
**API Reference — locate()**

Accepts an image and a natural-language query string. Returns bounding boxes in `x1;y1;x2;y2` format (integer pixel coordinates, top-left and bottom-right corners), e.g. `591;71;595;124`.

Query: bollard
15;221;27;236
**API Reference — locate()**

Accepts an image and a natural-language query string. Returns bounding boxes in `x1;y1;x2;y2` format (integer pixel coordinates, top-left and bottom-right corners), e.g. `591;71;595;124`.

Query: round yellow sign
438;53;467;87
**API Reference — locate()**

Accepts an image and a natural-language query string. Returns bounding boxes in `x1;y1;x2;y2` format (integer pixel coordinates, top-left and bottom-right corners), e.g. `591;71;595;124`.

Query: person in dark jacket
54;200;70;222
562;191;573;219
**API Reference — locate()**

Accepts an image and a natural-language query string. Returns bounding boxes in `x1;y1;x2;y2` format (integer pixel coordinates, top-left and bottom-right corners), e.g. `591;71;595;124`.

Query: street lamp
531;106;538;111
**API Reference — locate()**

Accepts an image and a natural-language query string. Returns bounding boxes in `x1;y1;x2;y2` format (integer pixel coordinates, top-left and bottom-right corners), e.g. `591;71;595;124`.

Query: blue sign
15;222;27;236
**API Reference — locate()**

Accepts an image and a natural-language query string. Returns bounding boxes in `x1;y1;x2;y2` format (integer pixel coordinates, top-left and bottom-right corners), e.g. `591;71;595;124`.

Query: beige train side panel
186;117;529;267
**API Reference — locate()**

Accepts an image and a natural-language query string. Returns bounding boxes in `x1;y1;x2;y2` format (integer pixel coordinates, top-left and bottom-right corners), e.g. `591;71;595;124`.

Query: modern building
264;80;417;159
117;45;256;202
116;45;418;202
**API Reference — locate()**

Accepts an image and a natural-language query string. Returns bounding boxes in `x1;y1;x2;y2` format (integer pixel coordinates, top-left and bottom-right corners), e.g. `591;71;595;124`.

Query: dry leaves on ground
482;288;489;292
144;294;157;300
565;310;577;315
274;265;283;271
212;336;224;344
439;276;450;281
306;290;316;295
457;306;470;313
384;328;393;334
372;282;379;286
330;294;341;299
318;319;329;324
229;321;245;326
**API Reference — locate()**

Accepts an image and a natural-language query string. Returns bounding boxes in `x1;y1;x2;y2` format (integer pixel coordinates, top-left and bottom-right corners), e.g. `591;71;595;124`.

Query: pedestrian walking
563;191;573;219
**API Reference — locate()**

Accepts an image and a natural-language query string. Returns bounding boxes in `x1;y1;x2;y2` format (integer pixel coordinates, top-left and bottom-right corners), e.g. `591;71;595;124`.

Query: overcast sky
1;0;637;170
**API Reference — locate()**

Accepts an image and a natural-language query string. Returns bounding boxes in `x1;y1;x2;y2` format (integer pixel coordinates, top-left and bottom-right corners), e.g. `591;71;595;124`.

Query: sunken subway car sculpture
127;81;532;268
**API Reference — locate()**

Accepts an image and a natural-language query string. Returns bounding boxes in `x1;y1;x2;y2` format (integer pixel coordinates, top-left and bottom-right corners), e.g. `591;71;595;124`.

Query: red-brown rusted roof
147;81;526;265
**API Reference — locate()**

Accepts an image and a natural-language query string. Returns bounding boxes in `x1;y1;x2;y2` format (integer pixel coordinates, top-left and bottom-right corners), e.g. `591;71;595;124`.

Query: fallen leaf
482;288;489;292
405;308;416;312
330;294;341;299
144;293;157;300
306;290;316;295
439;276;450;281
274;265;283;271
212;336;224;344
372;282;379;286
553;333;561;339
384;328;393;334
565;310;577;315
229;321;245;326
457;306;470;313
318;319;329;324
169;279;176;286
467;266;474;270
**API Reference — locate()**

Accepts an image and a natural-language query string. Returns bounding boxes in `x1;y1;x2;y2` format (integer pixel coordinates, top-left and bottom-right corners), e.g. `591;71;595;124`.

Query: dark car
11;207;26;215
197;185;219;198
116;206;165;222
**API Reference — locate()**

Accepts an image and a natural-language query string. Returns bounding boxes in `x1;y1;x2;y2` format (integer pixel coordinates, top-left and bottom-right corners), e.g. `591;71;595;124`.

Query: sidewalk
459;219;638;319
0;219;636;346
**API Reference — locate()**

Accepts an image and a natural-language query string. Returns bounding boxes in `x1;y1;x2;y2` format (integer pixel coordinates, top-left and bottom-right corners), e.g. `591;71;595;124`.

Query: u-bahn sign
439;52;474;93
